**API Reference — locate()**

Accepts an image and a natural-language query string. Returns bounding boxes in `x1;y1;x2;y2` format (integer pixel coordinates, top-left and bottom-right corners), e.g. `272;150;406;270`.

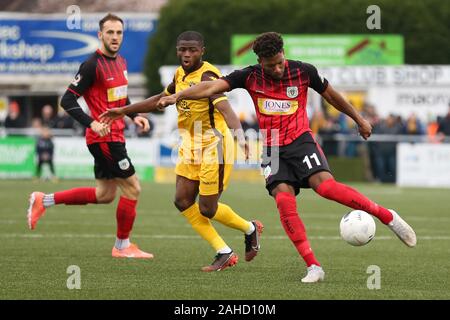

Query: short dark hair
177;31;204;46
252;32;284;58
99;13;124;31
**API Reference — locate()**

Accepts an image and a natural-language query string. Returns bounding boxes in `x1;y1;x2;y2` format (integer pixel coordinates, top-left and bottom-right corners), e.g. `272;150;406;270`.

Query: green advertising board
232;34;404;66
0;136;35;178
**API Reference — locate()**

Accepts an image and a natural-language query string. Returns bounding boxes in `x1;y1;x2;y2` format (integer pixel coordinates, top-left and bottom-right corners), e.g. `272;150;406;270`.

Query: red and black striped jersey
67;49;129;145
223;60;328;146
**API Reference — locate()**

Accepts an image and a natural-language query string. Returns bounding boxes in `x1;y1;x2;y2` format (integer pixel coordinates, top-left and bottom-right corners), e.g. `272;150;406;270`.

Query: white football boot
301;264;325;283
387;210;417;247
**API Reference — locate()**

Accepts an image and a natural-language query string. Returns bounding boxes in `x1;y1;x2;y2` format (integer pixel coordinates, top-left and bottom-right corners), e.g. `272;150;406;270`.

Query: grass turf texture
0;180;449;299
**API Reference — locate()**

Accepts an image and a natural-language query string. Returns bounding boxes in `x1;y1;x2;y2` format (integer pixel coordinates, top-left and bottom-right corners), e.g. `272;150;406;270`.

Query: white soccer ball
340;210;376;246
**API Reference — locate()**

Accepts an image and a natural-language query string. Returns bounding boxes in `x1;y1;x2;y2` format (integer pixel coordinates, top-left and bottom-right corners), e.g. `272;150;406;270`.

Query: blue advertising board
0;13;157;74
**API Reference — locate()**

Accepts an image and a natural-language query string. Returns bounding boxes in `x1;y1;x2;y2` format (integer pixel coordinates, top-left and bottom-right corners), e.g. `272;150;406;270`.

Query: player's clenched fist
157;95;177;108
357;118;372;140
133;116;150;132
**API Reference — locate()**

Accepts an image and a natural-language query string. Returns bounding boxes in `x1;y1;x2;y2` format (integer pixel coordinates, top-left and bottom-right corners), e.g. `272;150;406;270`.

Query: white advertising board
397;143;450;188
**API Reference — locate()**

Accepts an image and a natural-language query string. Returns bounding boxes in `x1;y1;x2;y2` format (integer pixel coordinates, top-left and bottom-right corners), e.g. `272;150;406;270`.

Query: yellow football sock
212;203;252;233
182;203;228;252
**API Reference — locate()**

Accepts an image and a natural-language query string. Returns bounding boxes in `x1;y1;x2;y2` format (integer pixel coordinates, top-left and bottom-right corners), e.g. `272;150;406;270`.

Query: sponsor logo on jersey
286;86;298;98
118;158;130;170
257;98;299;115
107;85;128;102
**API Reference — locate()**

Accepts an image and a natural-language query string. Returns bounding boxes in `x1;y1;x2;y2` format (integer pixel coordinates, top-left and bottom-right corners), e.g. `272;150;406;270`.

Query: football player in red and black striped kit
27;13;153;259
158;32;417;282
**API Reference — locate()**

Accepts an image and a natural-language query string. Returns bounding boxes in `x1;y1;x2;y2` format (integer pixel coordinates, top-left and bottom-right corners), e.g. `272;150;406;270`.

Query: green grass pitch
0;179;449;300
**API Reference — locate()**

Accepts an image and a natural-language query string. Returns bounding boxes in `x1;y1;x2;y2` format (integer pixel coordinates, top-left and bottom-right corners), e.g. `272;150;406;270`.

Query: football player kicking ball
27;14;153;259
100;31;263;271
157;32;417;283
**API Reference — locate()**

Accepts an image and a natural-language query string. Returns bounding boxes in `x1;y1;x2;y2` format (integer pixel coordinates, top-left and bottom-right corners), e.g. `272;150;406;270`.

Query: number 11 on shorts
303;153;321;170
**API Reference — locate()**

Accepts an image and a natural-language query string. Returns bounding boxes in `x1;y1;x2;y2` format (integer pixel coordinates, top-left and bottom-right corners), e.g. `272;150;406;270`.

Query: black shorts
261;132;331;196
87;142;135;179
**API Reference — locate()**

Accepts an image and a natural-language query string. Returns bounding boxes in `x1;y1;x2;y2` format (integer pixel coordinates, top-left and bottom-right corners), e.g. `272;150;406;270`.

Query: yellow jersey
165;61;229;150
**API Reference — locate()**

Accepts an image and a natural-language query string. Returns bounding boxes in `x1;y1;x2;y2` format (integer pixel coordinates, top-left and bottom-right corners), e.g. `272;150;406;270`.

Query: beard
103;40;121;56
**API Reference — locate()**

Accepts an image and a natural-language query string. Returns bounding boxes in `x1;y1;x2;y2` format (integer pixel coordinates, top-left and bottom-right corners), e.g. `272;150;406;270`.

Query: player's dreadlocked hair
252;32;284;58
177;31;204;46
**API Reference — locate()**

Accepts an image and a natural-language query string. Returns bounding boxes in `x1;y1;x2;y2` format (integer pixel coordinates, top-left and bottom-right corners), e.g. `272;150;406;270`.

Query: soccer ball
339;210;376;246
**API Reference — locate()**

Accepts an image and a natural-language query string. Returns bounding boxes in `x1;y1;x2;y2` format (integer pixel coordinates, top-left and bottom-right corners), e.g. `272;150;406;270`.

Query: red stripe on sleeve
67;87;81;96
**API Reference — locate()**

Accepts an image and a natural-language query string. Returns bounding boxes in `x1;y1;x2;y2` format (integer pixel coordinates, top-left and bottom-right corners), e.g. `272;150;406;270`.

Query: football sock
182;203;228;252
246;221;256;235
43;194;55;208
116;196;137;240
212;203;254;234
316;178;394;225
54;187;97;205
275;192;320;267
115;237;130;250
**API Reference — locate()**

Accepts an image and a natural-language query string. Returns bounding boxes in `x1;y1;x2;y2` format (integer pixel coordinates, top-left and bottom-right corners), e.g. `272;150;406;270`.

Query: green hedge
145;0;449;94
327;156;367;182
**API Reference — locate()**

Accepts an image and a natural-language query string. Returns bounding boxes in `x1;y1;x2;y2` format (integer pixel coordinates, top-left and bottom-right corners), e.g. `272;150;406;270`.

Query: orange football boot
201;251;238;272
112;243;154;259
27;192;46;230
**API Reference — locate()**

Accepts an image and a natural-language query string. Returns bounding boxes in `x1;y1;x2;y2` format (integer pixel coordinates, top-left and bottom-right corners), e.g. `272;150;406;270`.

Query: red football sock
275;192;320;267
54;187;97;205
116;196;137;240
315;178;393;224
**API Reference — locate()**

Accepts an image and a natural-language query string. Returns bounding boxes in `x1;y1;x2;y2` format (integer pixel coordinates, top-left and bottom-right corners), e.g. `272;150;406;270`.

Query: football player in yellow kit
100;31;263;271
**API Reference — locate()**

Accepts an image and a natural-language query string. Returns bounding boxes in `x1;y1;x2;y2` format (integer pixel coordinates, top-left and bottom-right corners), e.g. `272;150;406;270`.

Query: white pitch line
3;213;450;224
2;233;450;240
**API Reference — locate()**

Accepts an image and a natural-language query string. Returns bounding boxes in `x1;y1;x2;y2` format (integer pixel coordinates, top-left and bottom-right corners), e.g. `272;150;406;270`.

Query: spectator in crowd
371;114;403;183
337;113;358;157
403;113;425;135
239;112;250;132
362;103;381;127
427;116;441;143
35;126;56;181
363;104;382;182
31;118;43;130
52;107;75;129
317;113;340;156
239;112;259;134
4;101;26;131
248;114;259;132
437;105;450;141
41;104;55;127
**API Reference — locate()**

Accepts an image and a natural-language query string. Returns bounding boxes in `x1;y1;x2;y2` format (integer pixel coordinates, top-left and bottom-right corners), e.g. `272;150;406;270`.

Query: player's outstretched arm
158;79;230;108
100;92;166;123
321;84;372;140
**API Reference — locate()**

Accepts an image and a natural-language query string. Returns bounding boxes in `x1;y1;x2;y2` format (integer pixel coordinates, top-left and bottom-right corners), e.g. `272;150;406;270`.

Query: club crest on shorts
286;86;298;98
118;158;130;170
263;165;272;179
